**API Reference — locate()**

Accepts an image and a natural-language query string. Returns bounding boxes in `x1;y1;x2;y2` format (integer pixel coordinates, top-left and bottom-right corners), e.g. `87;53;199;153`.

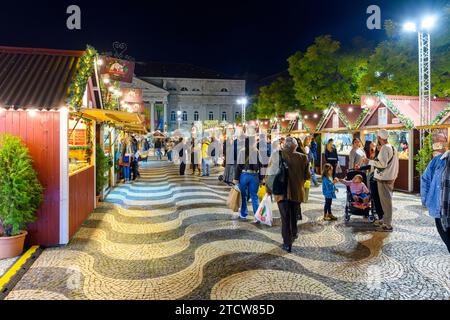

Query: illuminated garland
67;45;97;111
316;110;329;132
354;107;371;129
333;105;352;129
431;104;450;125
100;79;120;110
297;112;311;133
375;92;415;129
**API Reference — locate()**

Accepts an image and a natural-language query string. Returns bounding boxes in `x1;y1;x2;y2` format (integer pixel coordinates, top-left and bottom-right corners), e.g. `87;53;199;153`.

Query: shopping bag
255;194;273;227
227;185;241;212
304;180;311;189
336;162;343;174
257;184;266;201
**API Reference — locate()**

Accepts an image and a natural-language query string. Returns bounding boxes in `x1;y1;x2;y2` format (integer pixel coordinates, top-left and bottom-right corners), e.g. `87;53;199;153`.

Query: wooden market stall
0;46;101;246
359;94;450;192
316;104;362;176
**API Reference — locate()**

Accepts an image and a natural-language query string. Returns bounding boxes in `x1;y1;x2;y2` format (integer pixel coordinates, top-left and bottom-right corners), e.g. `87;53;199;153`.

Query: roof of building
135;61;241;80
0;46;84;110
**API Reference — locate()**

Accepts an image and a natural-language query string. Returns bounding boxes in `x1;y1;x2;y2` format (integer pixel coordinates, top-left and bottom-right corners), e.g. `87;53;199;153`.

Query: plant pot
0;231;28;259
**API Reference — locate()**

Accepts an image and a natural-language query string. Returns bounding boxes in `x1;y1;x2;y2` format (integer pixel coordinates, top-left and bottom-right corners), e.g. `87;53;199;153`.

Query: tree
288;35;358;110
253;76;298;118
0;134;43;237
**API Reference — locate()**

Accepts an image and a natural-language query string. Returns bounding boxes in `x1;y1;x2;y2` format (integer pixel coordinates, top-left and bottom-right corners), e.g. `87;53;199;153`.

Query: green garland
431;103;450;125
67;45;97;111
100;79;120;110
414;133;433;175
375;92;415;129
69;145;92;151
354;107;371;129
333;105;352;129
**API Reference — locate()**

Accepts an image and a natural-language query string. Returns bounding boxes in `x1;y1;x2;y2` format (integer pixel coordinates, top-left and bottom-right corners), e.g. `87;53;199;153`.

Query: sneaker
374;219;384;226
323;214;332;221
379;224;393;232
329;214;338;221
239;214;248;221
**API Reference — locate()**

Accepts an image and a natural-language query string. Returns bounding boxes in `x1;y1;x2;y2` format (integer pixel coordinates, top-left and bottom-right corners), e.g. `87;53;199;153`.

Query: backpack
266;151;288;196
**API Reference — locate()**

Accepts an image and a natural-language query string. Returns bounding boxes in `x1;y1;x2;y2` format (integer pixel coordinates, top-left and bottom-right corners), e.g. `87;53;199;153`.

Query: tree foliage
288;35;357;110
0;134;43;237
96;144;111;196
253;77;298;118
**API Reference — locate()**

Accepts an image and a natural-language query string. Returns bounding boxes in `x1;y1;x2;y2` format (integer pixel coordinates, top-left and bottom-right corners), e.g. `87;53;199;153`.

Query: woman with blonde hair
324;139;339;178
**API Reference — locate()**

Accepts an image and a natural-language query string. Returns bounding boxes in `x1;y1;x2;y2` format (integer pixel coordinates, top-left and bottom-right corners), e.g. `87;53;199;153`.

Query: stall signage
100;56;135;83
285;112;299;121
121;88;143;103
124;102;144;113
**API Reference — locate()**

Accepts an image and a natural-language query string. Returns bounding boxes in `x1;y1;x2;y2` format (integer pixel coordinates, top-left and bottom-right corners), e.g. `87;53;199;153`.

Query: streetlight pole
236;97;248;125
404;16;436;149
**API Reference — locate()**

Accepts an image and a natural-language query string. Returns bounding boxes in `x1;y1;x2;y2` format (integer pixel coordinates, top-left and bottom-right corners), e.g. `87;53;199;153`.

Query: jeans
202;159;210;176
239;173;260;218
311;167;319;186
122;166;130;182
168;150;173;162
278;200;300;246
180;162;186;176
324;198;333;214
156;148;162;160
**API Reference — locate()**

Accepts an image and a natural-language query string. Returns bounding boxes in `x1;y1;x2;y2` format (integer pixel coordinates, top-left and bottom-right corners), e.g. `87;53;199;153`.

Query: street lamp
236;97;248;125
403;15;437;148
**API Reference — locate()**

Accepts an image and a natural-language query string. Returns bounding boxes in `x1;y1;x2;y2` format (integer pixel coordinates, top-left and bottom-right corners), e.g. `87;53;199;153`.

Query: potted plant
0;134;43;259
96;144;110;203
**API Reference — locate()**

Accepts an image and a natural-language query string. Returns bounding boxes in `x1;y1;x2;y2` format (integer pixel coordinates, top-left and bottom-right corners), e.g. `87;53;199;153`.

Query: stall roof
0;46;84;110
360;95;450;128
317;104;360;132
78;108;143;126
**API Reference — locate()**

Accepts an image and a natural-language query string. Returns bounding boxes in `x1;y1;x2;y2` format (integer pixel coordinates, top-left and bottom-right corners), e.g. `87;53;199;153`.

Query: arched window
209;112;214;121
192;88;200;92
221;112;227;121
194;111;199;121
170;111;176;122
182;111;188;122
221;88;229;92
181;87;188;92
235;112;240;120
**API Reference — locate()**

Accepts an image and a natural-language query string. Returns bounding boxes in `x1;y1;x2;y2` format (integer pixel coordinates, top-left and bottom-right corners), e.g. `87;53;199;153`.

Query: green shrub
0;134;43;237
96;144;110;196
414;134;433;176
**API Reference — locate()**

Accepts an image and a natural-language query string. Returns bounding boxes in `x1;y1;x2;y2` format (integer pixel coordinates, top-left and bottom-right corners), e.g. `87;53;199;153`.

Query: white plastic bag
255;194;273;226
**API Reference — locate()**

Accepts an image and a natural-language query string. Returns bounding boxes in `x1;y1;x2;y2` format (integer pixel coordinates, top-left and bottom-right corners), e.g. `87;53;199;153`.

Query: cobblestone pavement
4;161;450;300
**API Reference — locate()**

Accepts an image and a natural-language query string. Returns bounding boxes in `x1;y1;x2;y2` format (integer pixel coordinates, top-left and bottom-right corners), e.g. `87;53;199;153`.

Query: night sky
0;0;447;80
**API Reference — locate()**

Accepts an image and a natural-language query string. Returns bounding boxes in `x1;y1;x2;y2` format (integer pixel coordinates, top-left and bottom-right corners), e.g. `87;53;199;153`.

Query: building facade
129;62;246;132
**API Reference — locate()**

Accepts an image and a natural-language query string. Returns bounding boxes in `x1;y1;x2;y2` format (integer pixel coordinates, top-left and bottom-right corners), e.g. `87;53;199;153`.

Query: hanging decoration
354;107;371;129
67;45;97;111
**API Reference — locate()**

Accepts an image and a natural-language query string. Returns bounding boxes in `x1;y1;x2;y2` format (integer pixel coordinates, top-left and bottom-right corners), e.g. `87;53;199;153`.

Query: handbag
266;151;288;196
227;186;241;212
336;162;342;174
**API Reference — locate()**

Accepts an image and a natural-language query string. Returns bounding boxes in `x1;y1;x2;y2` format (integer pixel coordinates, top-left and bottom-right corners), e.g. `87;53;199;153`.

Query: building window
221;88;229;92
181;87;188;92
332;114;339;129
209;112;214;121
170;111;176;122
378;107;388;125
221;112;227;121
182;111;188;122
235;112;240;120
192;88;200;92
194;111;199;121
168;88;177;91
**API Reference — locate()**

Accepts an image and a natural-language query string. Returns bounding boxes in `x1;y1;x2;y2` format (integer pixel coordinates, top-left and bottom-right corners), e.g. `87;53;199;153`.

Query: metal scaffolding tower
418;31;432;148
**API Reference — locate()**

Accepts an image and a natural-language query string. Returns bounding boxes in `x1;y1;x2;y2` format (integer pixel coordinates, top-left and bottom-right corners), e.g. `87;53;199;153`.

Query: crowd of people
118;128;450;255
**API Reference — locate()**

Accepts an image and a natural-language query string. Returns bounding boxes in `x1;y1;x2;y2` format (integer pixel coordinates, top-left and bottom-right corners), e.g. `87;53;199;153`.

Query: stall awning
78;108;143;124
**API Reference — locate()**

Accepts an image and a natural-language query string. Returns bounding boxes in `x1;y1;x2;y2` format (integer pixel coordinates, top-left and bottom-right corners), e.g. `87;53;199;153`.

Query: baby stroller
344;170;377;223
